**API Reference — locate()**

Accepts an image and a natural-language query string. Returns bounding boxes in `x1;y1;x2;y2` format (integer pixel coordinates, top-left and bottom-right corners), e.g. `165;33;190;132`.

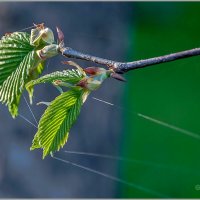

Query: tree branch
60;47;200;74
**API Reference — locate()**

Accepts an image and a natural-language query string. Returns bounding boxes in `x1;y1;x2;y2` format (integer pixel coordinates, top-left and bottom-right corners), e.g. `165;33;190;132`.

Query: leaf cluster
0;25;110;158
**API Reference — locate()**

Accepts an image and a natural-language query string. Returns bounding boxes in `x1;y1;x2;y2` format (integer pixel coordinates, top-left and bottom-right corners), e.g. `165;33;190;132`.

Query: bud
110;73;126;82
30;25;54;47
56;27;64;43
83;67;107;75
56;27;65;49
37;44;58;60
83;67;99;75
41;27;54;45
76;78;87;88
77;70;109;91
85;77;102;91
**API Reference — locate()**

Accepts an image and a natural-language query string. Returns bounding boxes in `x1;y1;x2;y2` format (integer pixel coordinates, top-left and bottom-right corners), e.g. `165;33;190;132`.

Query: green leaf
26;69;84;90
0;32;34;85
0;32;37;117
0;28;58;117
0;51;42;117
30;88;90;158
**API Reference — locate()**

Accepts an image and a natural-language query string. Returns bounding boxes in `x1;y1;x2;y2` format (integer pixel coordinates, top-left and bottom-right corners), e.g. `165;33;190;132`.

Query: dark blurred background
0;2;132;198
0;2;200;198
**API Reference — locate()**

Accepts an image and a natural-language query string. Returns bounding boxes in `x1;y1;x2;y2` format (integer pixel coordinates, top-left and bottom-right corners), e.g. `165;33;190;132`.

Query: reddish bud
83;67;100;75
76;79;87;88
56;26;64;43
110;73;126;82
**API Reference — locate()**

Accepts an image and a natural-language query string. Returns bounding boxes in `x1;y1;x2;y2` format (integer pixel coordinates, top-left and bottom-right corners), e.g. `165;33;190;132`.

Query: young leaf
0;32;34;85
0;32;41;117
0;26;58;117
26;69;84;90
0;51;42;117
30;88;90;158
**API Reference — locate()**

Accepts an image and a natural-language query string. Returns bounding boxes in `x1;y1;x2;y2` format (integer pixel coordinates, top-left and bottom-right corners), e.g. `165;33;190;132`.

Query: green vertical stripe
120;2;200;198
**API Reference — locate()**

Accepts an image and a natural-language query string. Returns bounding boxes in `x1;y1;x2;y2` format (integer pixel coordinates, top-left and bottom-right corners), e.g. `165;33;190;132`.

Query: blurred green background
120;2;200;198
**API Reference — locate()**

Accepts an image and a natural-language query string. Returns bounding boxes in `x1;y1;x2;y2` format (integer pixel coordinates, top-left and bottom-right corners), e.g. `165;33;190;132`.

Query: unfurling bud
41;28;54;44
30;24;54;46
37;44;58;60
76;66;126;91
77;68;109;91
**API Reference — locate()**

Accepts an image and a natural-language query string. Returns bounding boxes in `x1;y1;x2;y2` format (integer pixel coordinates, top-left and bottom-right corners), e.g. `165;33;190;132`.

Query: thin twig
60;47;200;74
60;47;120;68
